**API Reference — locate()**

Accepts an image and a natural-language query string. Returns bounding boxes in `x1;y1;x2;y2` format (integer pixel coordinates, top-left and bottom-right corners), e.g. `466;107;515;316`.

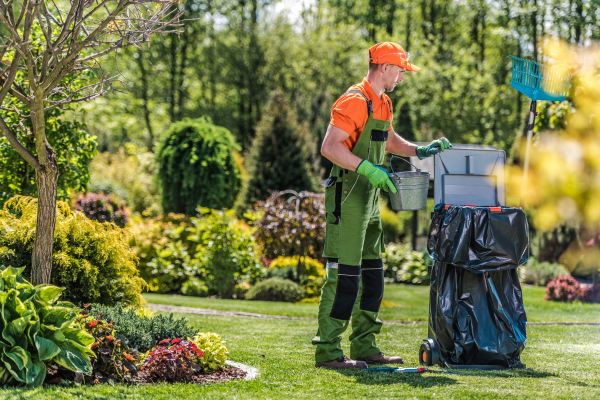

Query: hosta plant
0;266;94;387
139;338;204;382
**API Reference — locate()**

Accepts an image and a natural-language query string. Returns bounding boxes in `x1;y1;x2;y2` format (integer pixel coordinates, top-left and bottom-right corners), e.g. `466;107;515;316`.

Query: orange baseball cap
368;42;421;72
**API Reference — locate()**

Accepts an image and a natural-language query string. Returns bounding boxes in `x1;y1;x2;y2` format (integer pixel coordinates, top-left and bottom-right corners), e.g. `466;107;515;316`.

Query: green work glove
356;160;397;194
416;137;453;159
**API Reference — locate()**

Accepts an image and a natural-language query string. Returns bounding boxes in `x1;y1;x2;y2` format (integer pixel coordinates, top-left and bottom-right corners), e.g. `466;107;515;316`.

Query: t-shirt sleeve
329;95;368;141
385;95;394;132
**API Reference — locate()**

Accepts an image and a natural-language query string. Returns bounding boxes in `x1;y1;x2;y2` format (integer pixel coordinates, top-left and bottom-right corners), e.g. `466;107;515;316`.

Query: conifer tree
240;90;319;207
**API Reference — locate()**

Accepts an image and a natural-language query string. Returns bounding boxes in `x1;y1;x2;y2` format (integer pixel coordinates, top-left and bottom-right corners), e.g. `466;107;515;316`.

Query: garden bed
45;363;249;386
136;363;248;385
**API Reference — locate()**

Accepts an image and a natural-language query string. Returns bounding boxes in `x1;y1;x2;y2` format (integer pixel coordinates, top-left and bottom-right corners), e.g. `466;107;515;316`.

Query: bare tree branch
0;115;40;170
43;1;180;93
46;75;114;109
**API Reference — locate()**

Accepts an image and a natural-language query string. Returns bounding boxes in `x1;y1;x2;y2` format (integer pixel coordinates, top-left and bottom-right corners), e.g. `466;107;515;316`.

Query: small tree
0;1;178;284
157;118;242;214
239;90;319;208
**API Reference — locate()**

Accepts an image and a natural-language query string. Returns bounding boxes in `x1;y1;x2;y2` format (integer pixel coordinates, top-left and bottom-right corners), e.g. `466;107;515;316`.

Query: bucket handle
390;155;421;173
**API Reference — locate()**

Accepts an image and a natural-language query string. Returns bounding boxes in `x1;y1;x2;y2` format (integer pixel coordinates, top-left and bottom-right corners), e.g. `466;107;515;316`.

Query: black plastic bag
426;206;529;368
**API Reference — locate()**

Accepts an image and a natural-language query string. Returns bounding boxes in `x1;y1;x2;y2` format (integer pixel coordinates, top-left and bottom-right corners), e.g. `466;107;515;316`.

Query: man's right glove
416;137;453;159
356;160;397;194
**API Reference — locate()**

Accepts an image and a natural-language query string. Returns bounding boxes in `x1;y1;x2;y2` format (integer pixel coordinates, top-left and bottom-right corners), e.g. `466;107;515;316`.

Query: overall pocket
323;176;342;224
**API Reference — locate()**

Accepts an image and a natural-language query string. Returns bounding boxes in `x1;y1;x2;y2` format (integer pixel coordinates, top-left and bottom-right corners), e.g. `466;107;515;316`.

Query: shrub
545;274;582;302
192;208;263;298
380;197;435;244
268;256;325;298
238;90;318;208
245;278;304;302
380;201;406;243
254;191;325;260
89;304;197;352
233;282;252;299
129;214;197;293
89;145;161;216
157;117;241;214
382;243;431;285
0;266;94;387
580;283;600;303
519;258;569;286
74;192;129;227
130;209;263;298
81;316;138;384
0;196;144;306
139;338;204;382
191;333;228;372
181;277;209;297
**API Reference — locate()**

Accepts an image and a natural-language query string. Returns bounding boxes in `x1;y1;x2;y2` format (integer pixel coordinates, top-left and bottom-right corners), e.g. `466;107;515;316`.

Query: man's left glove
416;137;453;159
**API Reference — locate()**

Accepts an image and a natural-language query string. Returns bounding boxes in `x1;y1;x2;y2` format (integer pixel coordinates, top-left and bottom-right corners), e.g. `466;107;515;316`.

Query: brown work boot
357;352;404;365
316;356;368;369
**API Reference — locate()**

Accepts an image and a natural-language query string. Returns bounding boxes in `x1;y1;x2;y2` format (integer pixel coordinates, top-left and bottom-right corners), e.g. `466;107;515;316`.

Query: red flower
171;338;182;344
159;338;171;345
194;348;204;358
87;320;98;329
106;335;114;342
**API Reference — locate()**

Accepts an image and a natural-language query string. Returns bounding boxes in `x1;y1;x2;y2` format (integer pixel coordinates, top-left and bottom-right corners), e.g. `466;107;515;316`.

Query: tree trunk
531;0;538;61
136;50;155;151
574;0;583;44
31;163;58;284
405;2;412;50
29;92;59;285
385;0;395;36
208;0;217;114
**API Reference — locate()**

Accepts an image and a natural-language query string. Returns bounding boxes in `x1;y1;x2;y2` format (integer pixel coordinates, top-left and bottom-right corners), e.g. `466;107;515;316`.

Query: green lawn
145;284;600;323
4;284;600;399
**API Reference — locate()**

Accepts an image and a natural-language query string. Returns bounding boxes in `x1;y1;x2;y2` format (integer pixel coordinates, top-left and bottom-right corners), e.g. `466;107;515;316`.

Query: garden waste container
420;205;529;369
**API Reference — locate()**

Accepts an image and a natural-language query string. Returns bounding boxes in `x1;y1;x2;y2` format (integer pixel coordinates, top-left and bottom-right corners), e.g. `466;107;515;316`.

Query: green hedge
157;118;241;214
245;278;304;302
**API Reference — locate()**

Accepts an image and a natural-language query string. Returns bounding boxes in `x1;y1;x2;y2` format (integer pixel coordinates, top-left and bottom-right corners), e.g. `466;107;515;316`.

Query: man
312;42;452;369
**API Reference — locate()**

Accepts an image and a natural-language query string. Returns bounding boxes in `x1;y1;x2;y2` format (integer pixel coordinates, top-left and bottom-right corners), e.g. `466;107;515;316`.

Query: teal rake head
510;56;569;102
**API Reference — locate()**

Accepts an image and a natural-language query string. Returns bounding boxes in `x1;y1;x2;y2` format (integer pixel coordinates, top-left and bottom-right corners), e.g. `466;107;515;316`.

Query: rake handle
522;100;537;198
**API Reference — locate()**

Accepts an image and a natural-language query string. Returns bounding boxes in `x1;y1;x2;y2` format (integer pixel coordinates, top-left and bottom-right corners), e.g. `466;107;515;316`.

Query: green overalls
312;88;391;363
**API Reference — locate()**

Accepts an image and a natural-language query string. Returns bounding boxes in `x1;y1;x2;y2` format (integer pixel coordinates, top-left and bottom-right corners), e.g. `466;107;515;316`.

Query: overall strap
344;89;373;115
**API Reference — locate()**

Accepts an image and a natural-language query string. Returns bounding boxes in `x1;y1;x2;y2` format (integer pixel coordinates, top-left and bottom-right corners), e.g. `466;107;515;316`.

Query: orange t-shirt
329;78;394;150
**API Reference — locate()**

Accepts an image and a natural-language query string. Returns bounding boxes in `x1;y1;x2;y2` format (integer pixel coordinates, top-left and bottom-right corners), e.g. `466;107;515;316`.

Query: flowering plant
140;338;205;382
545;274;582;302
81;313;139;384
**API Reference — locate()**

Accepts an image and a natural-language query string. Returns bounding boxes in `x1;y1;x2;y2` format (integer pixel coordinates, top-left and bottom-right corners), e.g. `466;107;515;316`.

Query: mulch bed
132;365;248;385
46;365;248;386
188;366;247;384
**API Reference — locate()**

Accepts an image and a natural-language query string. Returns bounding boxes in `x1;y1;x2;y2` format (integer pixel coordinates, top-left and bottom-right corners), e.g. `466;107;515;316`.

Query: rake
510;56;570;192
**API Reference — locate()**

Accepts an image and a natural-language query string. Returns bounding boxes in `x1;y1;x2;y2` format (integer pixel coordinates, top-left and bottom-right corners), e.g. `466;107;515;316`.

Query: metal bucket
388;156;429;211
